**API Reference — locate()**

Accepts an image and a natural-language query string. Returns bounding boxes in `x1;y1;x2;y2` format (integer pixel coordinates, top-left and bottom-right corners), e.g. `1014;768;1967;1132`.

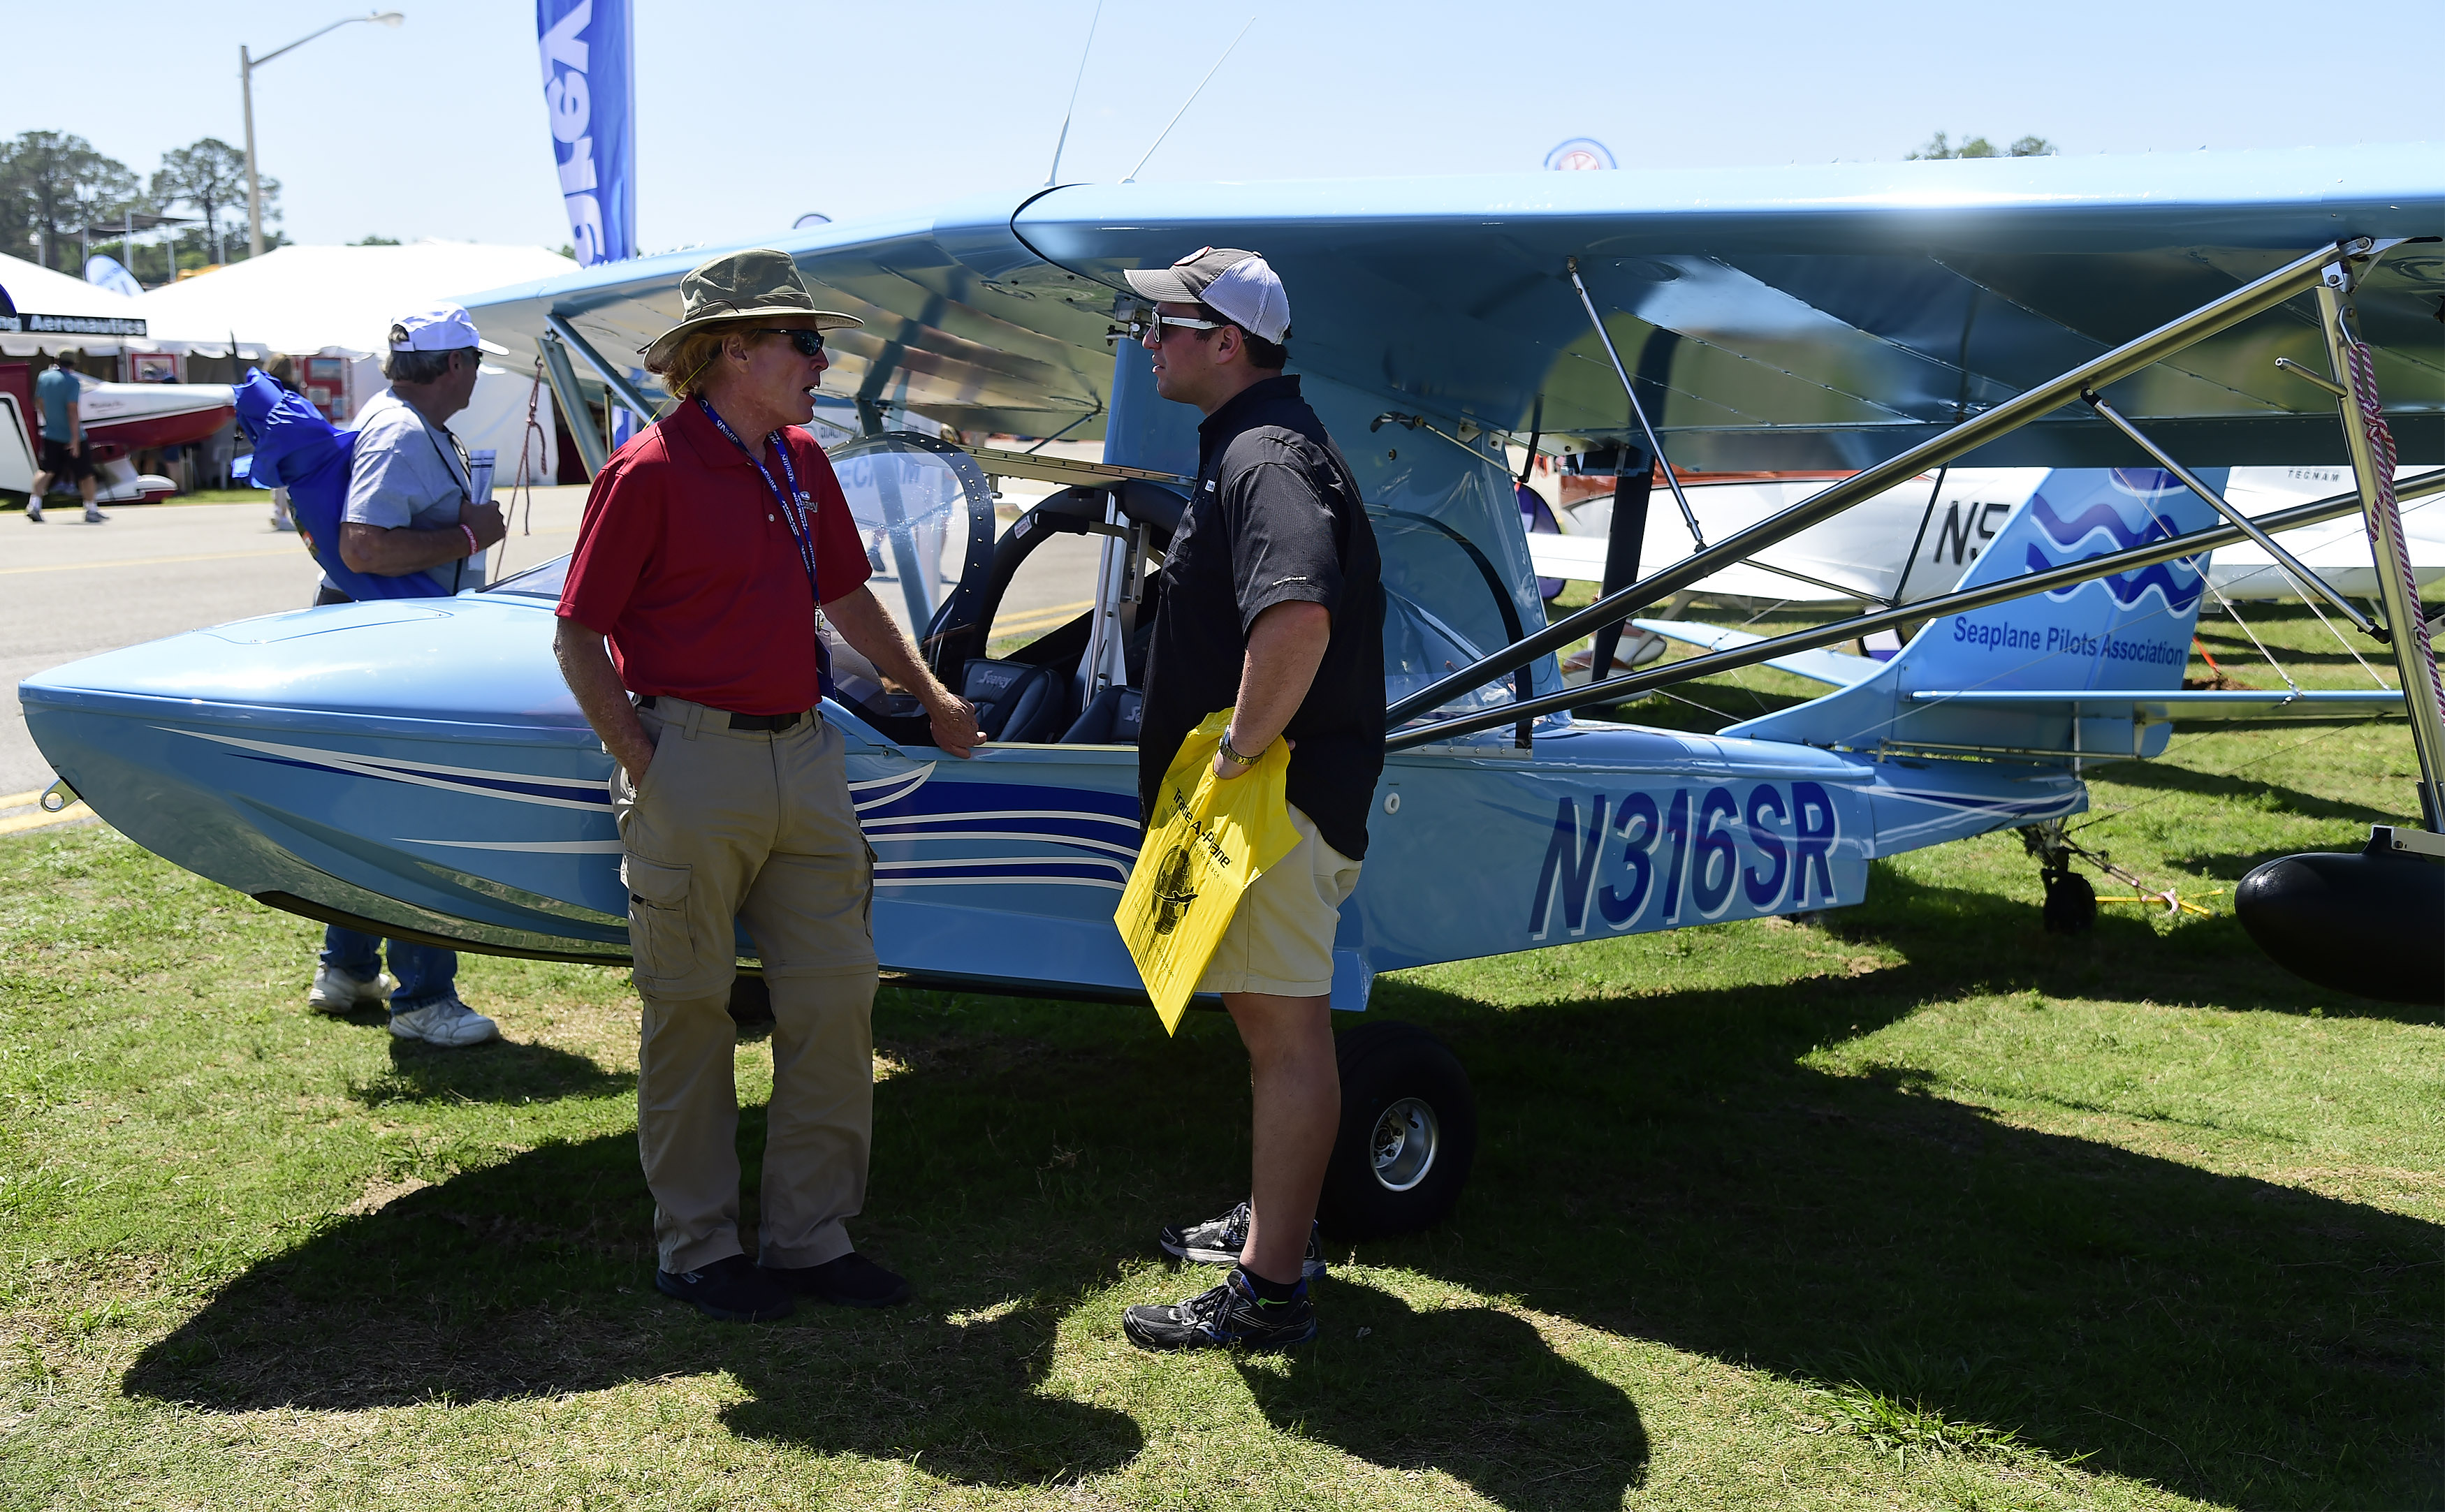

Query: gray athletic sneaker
1160;1201;1327;1280
307;965;400;1014
388;994;499;1048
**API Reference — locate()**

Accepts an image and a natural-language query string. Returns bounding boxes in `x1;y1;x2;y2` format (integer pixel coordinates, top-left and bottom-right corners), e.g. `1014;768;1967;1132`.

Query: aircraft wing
1630;618;1885;687
1527;529;1876;601
1908;689;2403;721
1524;531;1608;581
457;147;2445;470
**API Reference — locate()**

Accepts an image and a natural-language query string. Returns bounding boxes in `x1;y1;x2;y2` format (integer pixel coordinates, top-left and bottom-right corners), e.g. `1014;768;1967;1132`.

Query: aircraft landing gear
1320;1020;1478;1240
2042;866;2097;934
2021;821;2096;934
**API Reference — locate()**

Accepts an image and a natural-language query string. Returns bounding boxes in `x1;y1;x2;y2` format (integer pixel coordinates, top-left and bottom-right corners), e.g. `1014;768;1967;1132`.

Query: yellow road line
0;789;43;809
0;802;92;836
992;600;1094;636
0;546;307;575
0;527;578;578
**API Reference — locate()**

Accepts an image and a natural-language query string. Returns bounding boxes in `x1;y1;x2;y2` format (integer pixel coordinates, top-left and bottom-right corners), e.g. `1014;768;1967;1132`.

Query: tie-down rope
2344;337;2445;721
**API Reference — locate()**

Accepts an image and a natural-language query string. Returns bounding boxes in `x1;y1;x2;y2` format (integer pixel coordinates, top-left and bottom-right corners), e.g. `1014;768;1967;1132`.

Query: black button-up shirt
1139;374;1385;860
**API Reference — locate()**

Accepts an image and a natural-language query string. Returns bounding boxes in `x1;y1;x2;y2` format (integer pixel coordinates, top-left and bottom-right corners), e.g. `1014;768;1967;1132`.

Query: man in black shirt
1117;248;1384;1353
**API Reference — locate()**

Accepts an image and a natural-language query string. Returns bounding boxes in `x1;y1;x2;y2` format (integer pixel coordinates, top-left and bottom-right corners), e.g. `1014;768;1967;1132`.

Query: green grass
1;601;2438;1510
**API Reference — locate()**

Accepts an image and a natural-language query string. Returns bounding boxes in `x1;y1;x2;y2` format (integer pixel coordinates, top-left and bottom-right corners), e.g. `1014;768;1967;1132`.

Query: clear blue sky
13;0;2437;254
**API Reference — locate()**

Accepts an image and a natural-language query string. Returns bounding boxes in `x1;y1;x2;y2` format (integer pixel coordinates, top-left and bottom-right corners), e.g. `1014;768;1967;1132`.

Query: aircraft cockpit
488;424;1550;751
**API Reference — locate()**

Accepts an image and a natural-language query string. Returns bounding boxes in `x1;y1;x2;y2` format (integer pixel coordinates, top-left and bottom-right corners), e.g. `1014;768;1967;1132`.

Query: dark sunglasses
753;327;828;358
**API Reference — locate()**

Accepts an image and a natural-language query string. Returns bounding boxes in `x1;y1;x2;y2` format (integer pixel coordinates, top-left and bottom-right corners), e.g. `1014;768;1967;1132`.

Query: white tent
0;251;251;358
129;243;579;478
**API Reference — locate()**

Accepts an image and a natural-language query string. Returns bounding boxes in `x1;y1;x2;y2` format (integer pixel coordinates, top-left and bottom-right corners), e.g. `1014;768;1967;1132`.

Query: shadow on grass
2086;754;2405;828
1362;867;2442;1509
124;876;2438;1506
122;1127;1145;1489
1239;1279;1648;1509
346;1034;634;1108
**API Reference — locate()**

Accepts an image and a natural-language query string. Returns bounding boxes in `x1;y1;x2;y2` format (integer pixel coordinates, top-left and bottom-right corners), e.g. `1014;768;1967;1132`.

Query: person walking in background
27;351;105;524
555;249;982;1323
303;306;510;1047
1114;249;1385;1352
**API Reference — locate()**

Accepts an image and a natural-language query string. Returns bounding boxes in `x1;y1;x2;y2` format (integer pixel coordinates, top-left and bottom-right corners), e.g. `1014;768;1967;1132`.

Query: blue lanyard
697;396;833;694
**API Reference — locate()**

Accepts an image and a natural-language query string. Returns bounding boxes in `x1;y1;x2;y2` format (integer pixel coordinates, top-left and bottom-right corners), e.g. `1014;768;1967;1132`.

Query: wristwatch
1219;732;1260;766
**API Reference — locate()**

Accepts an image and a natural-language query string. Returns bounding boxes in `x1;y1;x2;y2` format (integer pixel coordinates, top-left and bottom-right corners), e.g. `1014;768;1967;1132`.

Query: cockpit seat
1060;685;1143;744
962;659;1068;744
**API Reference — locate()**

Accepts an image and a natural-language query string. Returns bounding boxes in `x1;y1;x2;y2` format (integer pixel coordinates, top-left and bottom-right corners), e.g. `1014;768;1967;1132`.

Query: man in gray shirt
304;306;509;1046
317;307;509;601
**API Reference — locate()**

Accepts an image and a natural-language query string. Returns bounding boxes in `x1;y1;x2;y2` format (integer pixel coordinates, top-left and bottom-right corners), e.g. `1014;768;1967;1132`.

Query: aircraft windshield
1362;442;1563;728
828;432;997;642
485;430;997;636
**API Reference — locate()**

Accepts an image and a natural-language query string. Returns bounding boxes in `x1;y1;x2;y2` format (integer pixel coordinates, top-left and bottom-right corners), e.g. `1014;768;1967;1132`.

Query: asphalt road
2;485;1101;799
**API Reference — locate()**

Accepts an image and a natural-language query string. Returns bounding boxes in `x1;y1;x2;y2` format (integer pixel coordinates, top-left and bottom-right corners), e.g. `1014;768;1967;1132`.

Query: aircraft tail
1723;467;2223;760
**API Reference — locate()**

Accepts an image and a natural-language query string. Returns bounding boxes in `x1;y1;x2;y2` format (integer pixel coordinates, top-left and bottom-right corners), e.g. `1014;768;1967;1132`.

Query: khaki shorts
1195;805;1362;998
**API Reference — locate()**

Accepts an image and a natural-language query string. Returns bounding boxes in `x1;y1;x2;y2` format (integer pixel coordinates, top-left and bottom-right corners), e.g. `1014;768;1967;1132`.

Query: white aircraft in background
1528;463;2442;614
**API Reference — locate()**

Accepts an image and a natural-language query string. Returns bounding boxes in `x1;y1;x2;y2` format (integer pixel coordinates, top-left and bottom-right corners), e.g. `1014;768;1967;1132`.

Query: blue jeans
321;926;456;1011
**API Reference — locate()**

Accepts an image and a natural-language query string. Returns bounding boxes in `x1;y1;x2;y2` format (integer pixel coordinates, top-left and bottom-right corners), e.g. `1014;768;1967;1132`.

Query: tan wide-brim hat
639;247;861;369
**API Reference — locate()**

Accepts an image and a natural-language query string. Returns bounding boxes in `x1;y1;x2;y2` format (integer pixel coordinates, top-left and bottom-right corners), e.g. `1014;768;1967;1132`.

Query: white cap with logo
388;304;507;355
1123;247;1292;344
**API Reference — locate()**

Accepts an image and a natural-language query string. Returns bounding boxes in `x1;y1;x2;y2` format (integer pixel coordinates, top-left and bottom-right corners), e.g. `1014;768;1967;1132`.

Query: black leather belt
635;695;808;733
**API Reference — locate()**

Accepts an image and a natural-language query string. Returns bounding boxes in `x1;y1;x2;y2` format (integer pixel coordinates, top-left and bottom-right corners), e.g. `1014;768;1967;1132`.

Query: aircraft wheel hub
1369;1096;1440;1192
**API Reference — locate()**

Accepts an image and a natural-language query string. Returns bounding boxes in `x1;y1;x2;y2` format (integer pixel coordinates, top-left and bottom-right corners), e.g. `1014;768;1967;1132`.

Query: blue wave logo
2023;479;2203;613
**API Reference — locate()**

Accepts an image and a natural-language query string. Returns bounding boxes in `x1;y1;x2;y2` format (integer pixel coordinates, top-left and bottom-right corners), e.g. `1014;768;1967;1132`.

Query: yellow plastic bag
1115;707;1302;1034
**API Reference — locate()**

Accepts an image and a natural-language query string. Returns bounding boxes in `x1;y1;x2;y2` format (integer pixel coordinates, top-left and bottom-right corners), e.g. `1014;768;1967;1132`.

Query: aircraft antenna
1044;0;1104;187
1122;17;1253;184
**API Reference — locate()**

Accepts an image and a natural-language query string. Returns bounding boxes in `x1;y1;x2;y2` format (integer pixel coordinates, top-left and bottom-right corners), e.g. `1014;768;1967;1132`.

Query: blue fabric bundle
235;368;444;602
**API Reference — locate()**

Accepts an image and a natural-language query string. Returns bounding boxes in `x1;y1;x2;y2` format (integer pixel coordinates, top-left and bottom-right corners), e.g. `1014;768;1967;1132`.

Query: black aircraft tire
2042;868;2096;934
1320;1020;1477;1241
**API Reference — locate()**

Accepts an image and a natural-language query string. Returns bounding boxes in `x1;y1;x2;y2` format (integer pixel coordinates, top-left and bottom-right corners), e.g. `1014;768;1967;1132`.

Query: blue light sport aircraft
21;147;2445;1234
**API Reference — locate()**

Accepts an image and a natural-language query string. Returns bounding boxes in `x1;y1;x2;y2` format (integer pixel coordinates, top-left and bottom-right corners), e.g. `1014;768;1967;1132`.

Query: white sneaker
388;995;499;1048
25;501;41;522
307;964;399;1014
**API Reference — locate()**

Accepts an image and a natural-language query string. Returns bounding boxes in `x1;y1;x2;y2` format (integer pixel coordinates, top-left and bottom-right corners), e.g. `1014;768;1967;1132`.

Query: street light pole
240;43;261;260
240;10;404;261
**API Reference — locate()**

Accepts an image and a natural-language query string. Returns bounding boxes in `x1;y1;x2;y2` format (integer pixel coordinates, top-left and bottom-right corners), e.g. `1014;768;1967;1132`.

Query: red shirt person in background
554;249;981;1324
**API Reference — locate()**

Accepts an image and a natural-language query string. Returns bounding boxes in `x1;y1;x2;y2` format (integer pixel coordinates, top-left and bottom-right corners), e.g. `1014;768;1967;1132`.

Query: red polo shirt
558;398;872;715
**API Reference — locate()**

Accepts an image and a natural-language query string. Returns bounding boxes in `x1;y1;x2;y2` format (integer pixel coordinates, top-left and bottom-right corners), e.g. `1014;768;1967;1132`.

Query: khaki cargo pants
613;695;878;1274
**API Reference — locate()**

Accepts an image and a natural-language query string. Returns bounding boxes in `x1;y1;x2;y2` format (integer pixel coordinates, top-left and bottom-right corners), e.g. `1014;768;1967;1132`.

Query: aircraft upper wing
458;147;2445;469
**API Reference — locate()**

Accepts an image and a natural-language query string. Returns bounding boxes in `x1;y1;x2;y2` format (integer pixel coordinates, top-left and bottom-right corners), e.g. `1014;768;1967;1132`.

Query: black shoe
1123;1268;1319;1352
1159;1200;1327;1280
655;1253;795;1323
761;1251;911;1309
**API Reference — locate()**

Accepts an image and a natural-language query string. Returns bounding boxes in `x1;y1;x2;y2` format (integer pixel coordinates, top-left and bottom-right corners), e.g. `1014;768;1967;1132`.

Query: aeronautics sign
0;311;147;338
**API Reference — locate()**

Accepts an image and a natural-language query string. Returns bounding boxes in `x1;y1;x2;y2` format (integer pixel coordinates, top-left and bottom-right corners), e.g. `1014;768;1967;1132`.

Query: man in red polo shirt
554;249;982;1324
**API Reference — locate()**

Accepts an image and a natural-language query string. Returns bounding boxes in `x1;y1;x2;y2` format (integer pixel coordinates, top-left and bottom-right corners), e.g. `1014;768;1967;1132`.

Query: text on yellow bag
1114;707;1303;1034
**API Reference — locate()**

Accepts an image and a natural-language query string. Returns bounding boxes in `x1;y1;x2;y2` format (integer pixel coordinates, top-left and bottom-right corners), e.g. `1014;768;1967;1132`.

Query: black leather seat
962;659;1068;743
1060;685;1144;744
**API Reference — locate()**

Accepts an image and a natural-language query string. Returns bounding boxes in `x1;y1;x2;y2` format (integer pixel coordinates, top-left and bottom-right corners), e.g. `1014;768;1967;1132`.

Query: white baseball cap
1123;247;1292;344
388;304;506;355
